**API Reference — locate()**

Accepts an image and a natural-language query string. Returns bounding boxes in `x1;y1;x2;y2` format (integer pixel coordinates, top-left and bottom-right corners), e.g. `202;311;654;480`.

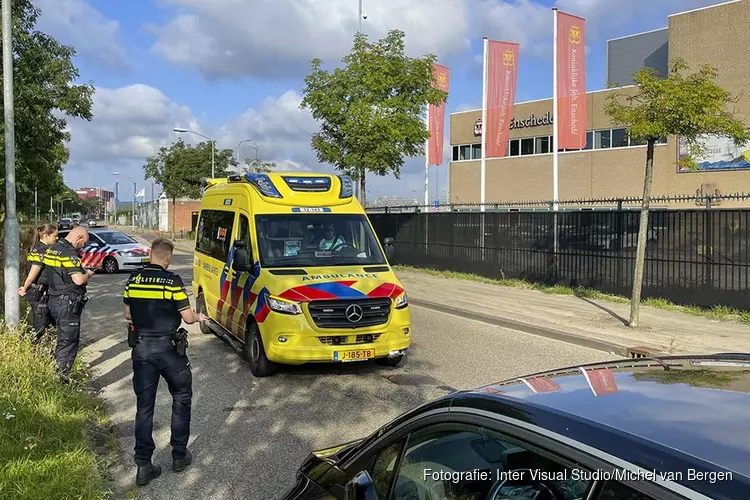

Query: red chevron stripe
367;283;397;298
278;288;312;302
335;280;357;287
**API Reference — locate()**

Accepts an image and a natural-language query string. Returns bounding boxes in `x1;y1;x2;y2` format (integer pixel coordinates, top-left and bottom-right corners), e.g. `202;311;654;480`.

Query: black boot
136;462;162;486
173;449;192;472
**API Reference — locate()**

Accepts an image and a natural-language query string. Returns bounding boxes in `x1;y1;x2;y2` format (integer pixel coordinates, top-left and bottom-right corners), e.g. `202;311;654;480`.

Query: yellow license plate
334;349;375;362
141;258;150;263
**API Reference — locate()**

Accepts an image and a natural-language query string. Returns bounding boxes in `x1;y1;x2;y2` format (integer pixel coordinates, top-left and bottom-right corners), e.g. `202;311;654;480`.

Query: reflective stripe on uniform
43;255;80;268
124;283;188;301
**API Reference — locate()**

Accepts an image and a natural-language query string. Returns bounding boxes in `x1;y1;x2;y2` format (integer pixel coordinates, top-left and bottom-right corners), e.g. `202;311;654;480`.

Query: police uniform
124;264;193;468
43;239;88;378
26;241;55;343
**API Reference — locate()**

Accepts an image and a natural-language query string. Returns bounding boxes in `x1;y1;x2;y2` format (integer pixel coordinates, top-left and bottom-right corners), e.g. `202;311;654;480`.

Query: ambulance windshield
255;214;387;268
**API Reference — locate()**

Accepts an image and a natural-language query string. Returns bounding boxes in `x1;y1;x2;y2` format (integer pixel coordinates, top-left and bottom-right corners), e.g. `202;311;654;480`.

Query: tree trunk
360;168;367;208
171;197;176;240
628;139;656;328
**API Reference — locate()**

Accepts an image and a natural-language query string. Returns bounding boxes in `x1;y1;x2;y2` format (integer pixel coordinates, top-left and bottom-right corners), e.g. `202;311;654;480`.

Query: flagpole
552;8;560;268
552;8;559;211
424;105;430;212
480;36;488;213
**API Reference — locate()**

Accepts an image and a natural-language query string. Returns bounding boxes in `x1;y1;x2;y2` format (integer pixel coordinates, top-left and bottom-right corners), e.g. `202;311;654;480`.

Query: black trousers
30;300;55;344
131;337;193;465
48;295;82;378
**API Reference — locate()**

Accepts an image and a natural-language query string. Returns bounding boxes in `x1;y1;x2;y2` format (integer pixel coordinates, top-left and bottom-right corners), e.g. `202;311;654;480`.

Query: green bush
0;329;113;499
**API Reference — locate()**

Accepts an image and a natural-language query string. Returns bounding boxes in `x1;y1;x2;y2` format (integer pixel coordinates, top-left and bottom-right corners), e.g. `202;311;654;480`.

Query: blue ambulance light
245;173;282;198
338;175;354;198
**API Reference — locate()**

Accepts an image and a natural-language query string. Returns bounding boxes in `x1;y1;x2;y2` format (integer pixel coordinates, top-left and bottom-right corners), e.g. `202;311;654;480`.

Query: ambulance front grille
308;298;391;329
318;334;382;345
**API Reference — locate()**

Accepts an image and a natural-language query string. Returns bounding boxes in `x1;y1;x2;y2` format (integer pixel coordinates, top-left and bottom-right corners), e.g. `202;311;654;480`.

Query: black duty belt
137;332;176;339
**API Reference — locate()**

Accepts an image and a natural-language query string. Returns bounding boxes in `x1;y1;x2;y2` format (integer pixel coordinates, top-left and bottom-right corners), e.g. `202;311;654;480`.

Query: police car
58;228;151;274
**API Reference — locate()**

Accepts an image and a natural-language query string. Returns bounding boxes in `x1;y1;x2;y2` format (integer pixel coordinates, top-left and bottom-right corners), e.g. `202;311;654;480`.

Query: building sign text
474;111;554;136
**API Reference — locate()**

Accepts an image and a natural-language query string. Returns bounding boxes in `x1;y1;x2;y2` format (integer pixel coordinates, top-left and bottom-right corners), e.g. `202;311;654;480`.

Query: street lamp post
3;0;20;325
236;139;258;169
174;128;215;178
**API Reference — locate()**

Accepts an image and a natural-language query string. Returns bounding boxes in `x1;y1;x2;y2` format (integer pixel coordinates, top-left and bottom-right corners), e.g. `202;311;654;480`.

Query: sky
39;0;730;203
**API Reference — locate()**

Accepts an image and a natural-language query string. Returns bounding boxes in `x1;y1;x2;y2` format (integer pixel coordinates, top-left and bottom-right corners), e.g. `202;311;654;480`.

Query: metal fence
367;193;750;310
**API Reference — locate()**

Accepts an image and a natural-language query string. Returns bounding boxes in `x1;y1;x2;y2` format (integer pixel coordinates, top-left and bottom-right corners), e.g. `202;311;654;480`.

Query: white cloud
149;0;469;79
62;84;442;202
36;0;130;70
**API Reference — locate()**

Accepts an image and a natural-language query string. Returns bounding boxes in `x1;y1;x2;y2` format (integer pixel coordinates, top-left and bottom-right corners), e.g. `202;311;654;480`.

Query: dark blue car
281;354;750;500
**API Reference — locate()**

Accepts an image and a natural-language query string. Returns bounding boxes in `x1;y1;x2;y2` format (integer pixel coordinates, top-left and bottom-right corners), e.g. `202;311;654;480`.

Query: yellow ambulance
191;172;411;377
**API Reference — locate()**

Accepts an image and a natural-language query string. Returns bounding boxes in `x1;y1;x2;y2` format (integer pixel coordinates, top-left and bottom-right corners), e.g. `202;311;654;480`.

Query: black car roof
448;354;750;495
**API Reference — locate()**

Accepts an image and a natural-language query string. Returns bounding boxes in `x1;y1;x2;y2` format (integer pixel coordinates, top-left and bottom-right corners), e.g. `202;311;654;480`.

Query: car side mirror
232;239;254;272
344;470;379;500
383;237;395;261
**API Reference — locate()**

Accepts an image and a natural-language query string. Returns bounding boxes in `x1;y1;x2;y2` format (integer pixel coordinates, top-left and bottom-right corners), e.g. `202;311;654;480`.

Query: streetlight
113;172;136;231
236;139;259;168
174;127;215;178
60;198;71;219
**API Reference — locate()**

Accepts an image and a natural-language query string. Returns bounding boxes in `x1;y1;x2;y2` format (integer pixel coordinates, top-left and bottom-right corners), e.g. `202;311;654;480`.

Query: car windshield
95;231;136;245
61;219;71;223
255;214;386;268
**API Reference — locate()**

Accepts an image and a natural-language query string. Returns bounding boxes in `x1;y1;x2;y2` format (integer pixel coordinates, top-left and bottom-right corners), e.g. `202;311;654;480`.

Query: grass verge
0;326;118;500
393;265;750;325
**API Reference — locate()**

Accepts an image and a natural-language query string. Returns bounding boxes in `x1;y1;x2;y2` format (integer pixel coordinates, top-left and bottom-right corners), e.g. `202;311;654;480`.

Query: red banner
485;40;519;158
428;64;450;165
581;368;619;396
556;11;587;149
522;377;561;394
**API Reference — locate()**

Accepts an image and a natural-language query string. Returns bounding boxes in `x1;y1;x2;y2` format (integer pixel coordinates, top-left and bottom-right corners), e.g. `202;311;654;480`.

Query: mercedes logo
345;304;363;323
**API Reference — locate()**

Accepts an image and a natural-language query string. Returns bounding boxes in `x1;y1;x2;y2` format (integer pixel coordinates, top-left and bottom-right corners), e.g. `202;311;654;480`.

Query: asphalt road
81;247;615;499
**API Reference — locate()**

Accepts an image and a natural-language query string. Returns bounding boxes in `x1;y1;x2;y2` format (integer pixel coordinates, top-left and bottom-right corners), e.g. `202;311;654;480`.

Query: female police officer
18;224;58;344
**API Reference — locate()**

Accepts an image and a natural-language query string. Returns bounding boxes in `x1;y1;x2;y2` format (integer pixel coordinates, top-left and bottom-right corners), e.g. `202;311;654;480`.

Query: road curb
409;298;631;357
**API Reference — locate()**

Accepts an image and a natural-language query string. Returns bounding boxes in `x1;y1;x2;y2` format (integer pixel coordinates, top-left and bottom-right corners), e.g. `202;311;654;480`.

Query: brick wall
166;200;201;232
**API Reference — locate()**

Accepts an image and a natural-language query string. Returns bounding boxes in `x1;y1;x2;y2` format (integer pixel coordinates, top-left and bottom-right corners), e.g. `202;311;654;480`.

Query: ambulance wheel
196;292;212;334
102;257;119;274
245;322;276;377
376;354;405;367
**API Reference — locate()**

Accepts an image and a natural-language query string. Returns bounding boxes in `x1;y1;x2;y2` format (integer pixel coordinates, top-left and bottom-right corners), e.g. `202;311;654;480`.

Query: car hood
259;266;405;302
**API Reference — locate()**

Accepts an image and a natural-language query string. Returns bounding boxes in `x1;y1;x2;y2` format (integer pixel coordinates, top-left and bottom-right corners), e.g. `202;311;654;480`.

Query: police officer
18;224;58;343
123;237;207;486
43;226;95;380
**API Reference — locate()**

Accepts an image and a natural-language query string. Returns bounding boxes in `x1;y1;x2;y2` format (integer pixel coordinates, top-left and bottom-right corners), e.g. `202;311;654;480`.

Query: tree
0;0;95;220
300;30;448;207
143;139;235;237
605;58;750;328
244;157;277;173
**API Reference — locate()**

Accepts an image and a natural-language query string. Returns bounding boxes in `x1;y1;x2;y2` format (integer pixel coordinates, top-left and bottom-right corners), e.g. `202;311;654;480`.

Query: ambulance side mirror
232;240;254;272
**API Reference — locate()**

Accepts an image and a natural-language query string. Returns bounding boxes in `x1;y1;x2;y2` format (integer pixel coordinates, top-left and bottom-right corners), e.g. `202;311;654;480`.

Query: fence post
703;196;714;290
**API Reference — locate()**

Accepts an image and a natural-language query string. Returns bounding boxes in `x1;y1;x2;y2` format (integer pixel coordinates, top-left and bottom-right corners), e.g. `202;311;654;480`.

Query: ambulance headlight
395;291;408;309
267;295;302;315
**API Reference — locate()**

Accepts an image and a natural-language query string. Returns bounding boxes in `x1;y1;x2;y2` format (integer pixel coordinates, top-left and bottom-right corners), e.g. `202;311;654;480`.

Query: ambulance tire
102;257;119;274
196;292;212;335
376;354;405;367
245;322;276;377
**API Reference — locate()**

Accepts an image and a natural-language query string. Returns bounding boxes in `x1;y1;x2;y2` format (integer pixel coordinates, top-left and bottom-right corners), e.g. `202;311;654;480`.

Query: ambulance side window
238;215;250;248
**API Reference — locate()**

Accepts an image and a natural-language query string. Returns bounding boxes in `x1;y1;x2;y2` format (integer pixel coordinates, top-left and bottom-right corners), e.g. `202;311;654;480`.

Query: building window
582;131;593;150
595;130;611;149
452;146;460;161
520;137;535;155
535;136;550;154
509;139;520;156
459;145;472;160
612;128;629;147
472;144;482;159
